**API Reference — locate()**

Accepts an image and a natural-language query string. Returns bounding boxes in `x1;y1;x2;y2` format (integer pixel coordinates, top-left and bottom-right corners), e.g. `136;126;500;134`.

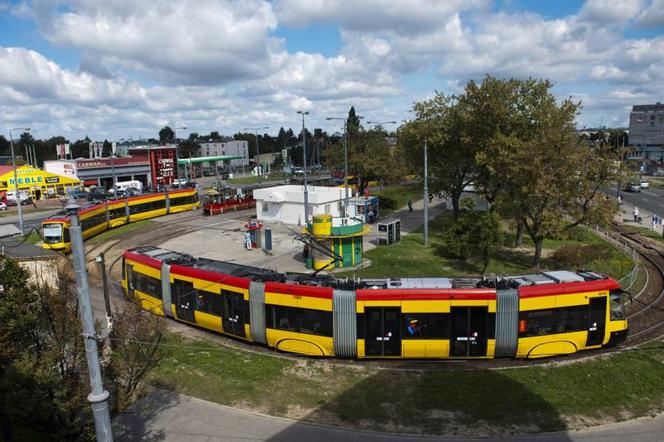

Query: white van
6;190;32;206
112;180;143;194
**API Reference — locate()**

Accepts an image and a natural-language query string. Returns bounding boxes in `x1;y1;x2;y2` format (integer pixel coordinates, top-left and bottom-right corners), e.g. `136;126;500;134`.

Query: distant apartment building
197;139;249;168
629;102;664;160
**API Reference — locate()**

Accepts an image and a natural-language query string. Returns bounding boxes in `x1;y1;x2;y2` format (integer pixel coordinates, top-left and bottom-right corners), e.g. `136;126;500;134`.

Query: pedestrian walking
428;193;433;204
633;206;640;223
652;215;657;230
407;199;413;212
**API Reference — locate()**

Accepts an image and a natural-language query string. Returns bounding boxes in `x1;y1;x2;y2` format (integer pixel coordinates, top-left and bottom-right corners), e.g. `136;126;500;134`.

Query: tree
347;106;362;134
71;137;92;159
442;198;502;272
159;126;175;145
178;133;200;159
477;78;618;266
399;93;477;220
0;256;169;439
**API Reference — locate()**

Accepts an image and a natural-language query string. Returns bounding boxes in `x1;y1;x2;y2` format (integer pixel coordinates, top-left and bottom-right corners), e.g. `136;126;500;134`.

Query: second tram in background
122;246;629;360
42;188;200;252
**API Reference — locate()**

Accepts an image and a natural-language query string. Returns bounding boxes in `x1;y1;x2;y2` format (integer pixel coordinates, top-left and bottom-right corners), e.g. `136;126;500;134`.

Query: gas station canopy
177;155;243;165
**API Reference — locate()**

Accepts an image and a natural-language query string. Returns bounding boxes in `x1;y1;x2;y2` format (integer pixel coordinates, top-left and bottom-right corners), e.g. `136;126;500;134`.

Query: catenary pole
9;128;29;236
68;199;113;441
423;137;429;247
297;111;310;224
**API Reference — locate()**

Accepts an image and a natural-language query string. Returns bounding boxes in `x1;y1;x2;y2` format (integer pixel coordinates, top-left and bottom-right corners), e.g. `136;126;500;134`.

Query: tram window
170;195;198;206
81;213;107;231
266;305;332;336
130;199;167;214
299;309;333;336
195;290;222;315
134;273;162;300
109;207;126;219
519;305;588;337
610;290;626;320
403;313;448;339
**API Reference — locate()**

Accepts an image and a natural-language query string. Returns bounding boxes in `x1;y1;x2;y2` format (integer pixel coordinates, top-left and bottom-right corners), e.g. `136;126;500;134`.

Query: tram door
586;297;607;346
450;307;488;357
222;291;246;338
173;281;196;323
365;308;401;356
126;264;135;298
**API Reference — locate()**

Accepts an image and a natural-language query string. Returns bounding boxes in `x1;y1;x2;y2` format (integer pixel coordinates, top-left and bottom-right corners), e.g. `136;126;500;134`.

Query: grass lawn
86;220;155;245
23;231;41;245
150;333;664;435
373;183;422;213
341;212;633;280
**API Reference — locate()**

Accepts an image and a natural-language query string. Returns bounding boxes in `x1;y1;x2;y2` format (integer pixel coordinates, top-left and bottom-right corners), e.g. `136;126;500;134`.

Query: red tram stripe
123;251;162;269
356;288;496;301
264;281;333;299
519;279;620;298
170;264;250;289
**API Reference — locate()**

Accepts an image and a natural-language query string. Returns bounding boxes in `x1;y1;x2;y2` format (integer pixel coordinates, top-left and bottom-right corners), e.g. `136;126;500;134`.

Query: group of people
632;206;663;231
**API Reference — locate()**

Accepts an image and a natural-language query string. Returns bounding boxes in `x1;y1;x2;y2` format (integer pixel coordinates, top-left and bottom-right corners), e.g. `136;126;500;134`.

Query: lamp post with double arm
243;126;269;184
9;127;30;236
296;112;310;224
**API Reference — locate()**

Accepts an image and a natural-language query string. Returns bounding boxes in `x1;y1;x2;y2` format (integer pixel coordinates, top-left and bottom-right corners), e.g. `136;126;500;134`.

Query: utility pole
423;137;429;247
68;199;113;441
9;127;29;236
297;111;310;224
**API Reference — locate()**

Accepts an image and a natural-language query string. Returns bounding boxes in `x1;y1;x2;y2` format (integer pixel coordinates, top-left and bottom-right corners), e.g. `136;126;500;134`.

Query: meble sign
9;176;43;185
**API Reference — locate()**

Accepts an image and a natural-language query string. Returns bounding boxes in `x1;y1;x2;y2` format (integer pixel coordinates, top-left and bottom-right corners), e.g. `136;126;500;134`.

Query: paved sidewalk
616;199;664;237
113;388;664;442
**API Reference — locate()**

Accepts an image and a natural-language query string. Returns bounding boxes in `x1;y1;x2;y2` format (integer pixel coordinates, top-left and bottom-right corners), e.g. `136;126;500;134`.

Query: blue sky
1;0;663;141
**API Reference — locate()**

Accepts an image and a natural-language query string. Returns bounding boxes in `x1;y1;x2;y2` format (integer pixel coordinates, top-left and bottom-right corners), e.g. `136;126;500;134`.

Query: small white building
254;185;351;225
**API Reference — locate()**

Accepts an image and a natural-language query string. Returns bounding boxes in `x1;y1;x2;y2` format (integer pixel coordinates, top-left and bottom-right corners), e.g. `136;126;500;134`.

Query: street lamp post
297;111;310;224
9;127;30;236
243;126;269;184
173;126;187;183
326;115;363;215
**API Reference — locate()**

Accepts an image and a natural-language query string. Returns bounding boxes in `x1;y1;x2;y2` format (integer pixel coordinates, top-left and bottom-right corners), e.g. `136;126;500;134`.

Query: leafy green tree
399;93;476;220
159;126;175;145
71;137;92;159
0;256;169;440
178;133;200;158
477;78;618;266
443;198;502;272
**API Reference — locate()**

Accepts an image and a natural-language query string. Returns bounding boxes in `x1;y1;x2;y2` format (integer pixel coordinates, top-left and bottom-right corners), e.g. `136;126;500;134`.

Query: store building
0;165;81;199
44;157;150;190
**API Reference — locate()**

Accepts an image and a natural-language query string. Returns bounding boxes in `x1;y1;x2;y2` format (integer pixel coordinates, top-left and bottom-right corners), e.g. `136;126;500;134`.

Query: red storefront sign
76;157;149;169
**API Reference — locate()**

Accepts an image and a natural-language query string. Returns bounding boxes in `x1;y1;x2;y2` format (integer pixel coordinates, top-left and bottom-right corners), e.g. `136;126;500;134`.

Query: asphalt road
607;185;664;219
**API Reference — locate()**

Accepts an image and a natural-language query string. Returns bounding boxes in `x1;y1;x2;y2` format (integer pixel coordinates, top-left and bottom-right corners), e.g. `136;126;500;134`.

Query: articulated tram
42;189;200;252
123;246;629;359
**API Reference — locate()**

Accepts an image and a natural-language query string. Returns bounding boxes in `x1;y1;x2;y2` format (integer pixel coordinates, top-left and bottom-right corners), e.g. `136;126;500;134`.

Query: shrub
552;243;612;268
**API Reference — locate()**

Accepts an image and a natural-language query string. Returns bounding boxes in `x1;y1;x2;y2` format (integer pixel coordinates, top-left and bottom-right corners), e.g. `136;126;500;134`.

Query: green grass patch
86;220;155;245
23;231;41;245
150;333;664;434
373;183;421;212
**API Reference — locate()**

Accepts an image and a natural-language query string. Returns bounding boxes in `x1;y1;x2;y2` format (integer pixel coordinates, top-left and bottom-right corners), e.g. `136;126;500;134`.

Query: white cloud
636;0;664;27
578;0;644;24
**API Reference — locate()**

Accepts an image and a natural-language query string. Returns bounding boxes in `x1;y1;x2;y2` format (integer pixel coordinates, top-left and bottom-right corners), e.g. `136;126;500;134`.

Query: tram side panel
264;282;334;356
515;280;621;358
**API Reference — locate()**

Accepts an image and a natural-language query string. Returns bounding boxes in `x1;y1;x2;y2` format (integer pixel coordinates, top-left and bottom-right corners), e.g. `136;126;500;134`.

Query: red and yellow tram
122;246;629;359
42;189;200;252
202;187;255;216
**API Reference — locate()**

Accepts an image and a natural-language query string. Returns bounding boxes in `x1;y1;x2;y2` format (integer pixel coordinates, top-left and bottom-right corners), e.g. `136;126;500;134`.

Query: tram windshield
610;289;627;320
43;224;63;244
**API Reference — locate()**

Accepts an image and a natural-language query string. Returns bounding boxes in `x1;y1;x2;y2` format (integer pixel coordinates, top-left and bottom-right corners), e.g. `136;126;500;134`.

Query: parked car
0;202;7;211
87;190;109;201
69;189;89;199
640;180;650;189
6;191;32;206
624;182;641;192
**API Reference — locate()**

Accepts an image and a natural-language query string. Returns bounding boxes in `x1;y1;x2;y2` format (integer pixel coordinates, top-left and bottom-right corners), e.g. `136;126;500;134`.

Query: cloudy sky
1;0;663;141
